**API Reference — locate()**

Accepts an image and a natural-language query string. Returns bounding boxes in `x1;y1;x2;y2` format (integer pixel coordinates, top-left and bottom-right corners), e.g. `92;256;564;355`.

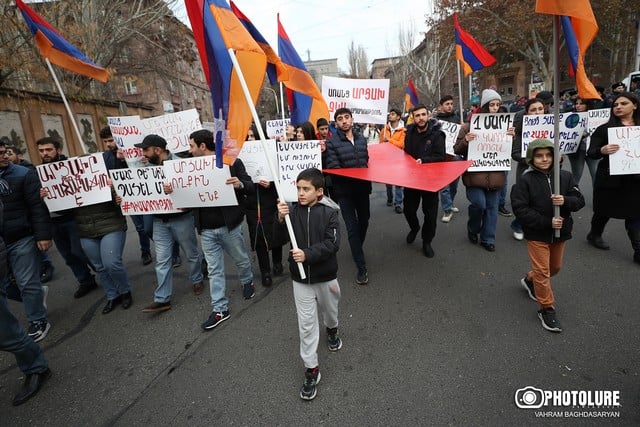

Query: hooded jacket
511;139;585;242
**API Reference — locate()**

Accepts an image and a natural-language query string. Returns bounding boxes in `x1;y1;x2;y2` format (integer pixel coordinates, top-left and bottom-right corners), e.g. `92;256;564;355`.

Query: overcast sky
170;0;434;72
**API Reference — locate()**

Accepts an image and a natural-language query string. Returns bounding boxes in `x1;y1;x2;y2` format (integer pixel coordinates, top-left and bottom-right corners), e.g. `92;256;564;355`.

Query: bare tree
347;41;369;78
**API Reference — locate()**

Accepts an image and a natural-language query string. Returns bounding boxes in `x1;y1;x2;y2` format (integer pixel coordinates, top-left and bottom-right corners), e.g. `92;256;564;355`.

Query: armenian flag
405;79;420;111
15;0;110;82
453;12;496;77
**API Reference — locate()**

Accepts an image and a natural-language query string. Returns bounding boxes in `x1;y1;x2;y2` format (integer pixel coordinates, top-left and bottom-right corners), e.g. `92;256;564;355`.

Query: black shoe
273;263;284;276
121;292;133;309
300;367;321;401
356;269;369;285
498;205;513;217
520;276;537;302
141;252;153;265
480;242;496;252
467;231;478;244
102;296;121;314
538;308;562;333
243;282;255;299
201;310;230;330
74;280;98;299
27;320;51;343
327;327;342;351
12;368;52;406
40;263;54;283
406;228;419;244
386;200;393;207
587;233;610;250
422;242;435;258
394;205;403;214
262;274;272;287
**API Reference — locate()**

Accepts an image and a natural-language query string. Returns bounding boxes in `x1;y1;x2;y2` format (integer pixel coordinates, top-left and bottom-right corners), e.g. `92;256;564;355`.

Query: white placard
438;120;462;156
608;126;640;175
238;140;278;182
109;166;181;215
107;115;146;168
140;109;202;154
467;113;514;171
36;154;112;211
586;109;610;151
521;112;588;154
266;119;291;139
163;156;238;207
321;76;390;124
277;140;323;202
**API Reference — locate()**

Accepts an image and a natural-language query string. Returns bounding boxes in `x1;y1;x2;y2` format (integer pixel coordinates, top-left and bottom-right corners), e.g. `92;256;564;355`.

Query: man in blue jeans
324;108;371;285
135;135;204;313
0;211;51;406
0;140;52;342
187;130;254;330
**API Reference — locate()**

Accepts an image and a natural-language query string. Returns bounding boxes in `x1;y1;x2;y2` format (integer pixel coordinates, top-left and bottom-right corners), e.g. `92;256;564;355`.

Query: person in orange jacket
379;108;406;213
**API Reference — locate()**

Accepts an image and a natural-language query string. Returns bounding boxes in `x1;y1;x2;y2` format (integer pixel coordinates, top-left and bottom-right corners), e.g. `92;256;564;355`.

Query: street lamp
264;87;279;116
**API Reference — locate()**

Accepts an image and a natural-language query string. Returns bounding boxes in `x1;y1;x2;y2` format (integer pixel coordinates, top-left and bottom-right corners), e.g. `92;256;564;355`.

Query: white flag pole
279;81;287;138
227;48;306;279
45;58;87;154
456;60;465;125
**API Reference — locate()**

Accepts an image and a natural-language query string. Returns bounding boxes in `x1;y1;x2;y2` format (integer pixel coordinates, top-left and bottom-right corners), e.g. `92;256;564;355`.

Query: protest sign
586;109;610;150
163;156;238;207
467;113;514;171
37;154;111;211
608;126;640;175
277;140;322;202
266;119;291;139
141;109;202;154
321;76;389;124
238;140;278;182
521;112;588;154
107;115;146;168
438;120;462;156
109;166;181;215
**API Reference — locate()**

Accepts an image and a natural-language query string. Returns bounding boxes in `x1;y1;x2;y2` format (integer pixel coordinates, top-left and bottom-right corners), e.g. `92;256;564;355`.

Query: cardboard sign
266;119;291;139
163;156;238;207
238;140;278;182
586;109;610;151
321;76;389;124
438;120;462;156
467;113;514;171
277;140;323;202
608;126;640;175
37;154;112;211
521;112;588;154
107;115;146;168
140;109;202;154
109;166;181;215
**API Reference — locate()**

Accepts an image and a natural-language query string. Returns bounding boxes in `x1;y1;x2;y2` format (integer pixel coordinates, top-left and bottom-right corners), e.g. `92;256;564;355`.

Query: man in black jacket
0;199;52;406
403;105;446;258
187;130;255;330
324;108;371;285
0;140;52;342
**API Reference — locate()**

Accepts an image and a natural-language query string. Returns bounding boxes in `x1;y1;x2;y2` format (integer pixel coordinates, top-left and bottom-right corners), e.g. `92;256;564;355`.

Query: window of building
124;79;138;95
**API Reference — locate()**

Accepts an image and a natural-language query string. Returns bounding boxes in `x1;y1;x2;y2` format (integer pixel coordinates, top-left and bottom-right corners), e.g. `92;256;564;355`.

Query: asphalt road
1;175;639;426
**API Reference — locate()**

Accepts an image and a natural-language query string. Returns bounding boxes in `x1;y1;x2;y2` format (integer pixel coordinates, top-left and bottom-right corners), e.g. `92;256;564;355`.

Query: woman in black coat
587;92;640;264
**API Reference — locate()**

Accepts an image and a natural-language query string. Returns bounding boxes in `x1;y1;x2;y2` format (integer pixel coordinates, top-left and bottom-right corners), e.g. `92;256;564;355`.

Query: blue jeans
338;193;370;272
201;224;253;312
131;215;151;254
386;185;404;206
80;231;130;300
0;289;48;375
440;178;459;212
152;213;202;303
51;218;94;285
3;236;46;323
466;187;500;245
499;172;508;206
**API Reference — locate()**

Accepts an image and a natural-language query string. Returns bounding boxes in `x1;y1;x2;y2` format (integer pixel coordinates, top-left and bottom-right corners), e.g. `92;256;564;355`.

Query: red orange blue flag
405;79;419;111
535;0;600;100
15;0;110;82
185;0;267;165
277;14;329;127
453;12;496;77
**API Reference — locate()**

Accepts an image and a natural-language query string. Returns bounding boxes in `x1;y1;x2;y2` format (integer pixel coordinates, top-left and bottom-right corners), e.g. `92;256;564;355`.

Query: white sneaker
441;211;453;223
42;285;49;310
513;230;524;241
451;207;460;213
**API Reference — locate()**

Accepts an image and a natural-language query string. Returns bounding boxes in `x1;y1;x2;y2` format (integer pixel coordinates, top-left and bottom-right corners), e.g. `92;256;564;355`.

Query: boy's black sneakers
538;308;562;333
300;367;321;400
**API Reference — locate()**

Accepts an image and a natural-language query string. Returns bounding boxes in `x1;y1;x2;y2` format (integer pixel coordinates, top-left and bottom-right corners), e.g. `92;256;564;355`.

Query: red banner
324;143;472;192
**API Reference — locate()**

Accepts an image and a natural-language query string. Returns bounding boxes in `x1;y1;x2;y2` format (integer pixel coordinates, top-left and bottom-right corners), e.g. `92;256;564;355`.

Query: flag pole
45;58;87;154
552;15;561;238
226;48;306;279
456;60;465;125
279;82;287;138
